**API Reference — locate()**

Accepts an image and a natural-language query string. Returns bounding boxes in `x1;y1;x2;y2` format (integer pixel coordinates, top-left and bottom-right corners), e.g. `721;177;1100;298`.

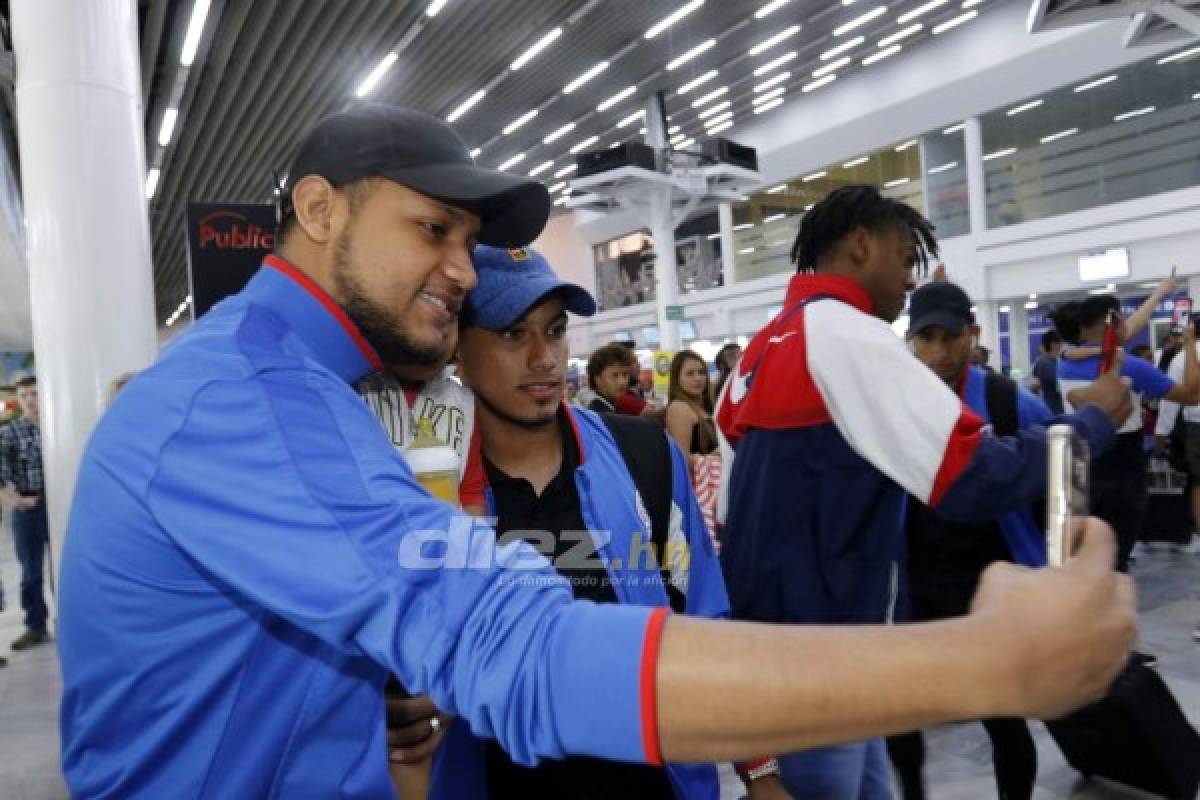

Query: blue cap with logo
463;245;597;330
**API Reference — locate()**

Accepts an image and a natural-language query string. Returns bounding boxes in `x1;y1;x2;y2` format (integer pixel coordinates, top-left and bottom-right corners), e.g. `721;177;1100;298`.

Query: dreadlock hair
790;184;939;276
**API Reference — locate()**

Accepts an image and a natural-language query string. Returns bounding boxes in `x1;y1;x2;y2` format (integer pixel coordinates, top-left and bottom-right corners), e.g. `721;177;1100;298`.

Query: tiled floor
0;524;1196;800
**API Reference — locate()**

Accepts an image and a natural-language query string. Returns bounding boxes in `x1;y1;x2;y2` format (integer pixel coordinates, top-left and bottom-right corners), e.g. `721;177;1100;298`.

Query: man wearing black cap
57;106;1137;798
887;281;1053;800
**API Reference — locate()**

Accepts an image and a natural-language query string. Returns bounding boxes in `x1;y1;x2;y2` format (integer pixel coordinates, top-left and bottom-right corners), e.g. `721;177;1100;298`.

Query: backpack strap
598;412;685;612
984;370;1019;437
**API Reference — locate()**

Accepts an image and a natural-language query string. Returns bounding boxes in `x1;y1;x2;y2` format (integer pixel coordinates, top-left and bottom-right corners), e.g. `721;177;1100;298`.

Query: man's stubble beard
472;381;558;432
331;230;447;369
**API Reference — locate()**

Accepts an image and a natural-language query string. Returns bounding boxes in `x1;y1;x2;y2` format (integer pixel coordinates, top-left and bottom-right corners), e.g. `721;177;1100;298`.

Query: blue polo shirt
58;256;667;798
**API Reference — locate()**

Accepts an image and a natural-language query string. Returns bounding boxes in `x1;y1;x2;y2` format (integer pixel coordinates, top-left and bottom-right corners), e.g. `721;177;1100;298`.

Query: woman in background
666;350;717;461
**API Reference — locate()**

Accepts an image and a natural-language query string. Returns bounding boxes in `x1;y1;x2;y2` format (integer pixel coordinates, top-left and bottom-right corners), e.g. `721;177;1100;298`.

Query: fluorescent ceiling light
898;0;948;25
764;213;786;223
814;56;850;77
355;52;398;97
1024;301;1038;310
180;0;212;67
863;45;900;65
843;156;869;167
932;10;977;33
669;125;682;134
554;164;578;178
564;61;609;94
617;109;645;127
928;161;957;174
511;27;563;70
1158;46;1200;65
548;182;566;193
553;196;570;207
749;25;802;57
698;101;732;119
880;23;922;46
943;122;965;134
753;86;786;104
145;168;160;199
598;86;637;111
707;119;734;134
740;247;756;254
426;0;449;16
692;86;729;107
753;51;797;76
755;0;790;18
834;6;887;37
1006;98;1043;116
498;153;525;171
1194;92;1200;100
570;135;600;154
158;108;179;147
528;160;555;177
645;0;705;39
822;36;865;60
803;171;827;182
767;184;788;193
676;137;695;149
1040;128;1078;143
544;122;577;143
1073;74;1117;92
734;222;754;231
446;89;486;122
754;72;791;93
671;132;687;144
704;110;735;127
884;177;910;188
895;139;917;151
963;0;982;6
470;147;482;158
678;70;719;94
999;305;1012;313
1113;106;1155;121
669;39;717;70
803;74;837;92
983;147;1016;160
503;109;538;135
1029;293;1038;300
707;233;722;240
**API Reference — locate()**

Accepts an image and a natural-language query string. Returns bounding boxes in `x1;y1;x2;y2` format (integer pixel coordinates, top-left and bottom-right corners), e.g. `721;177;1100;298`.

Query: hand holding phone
1046;425;1090;568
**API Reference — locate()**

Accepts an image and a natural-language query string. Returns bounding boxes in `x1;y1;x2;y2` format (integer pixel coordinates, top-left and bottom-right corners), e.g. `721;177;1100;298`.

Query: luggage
1046;657;1200;799
1144;457;1192;546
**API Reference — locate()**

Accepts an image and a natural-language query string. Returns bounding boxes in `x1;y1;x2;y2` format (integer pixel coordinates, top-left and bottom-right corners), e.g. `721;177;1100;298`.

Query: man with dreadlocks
714;185;1133;799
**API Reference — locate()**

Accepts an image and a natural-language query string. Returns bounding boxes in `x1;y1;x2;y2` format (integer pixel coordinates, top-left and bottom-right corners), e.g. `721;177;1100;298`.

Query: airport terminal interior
0;0;1198;798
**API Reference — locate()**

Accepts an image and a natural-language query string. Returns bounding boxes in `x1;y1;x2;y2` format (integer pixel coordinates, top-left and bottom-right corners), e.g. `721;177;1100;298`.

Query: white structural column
12;0;158;570
963;117;988;235
717;202;736;286
975;299;1002;371
643;94;681;351
1009;300;1031;375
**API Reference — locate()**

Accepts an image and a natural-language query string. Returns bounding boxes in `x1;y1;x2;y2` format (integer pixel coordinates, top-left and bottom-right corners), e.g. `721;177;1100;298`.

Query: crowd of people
32;102;1196;800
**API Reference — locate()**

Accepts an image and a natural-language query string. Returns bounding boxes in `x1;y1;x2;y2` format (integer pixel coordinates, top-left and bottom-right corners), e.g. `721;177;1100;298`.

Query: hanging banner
185;203;278;319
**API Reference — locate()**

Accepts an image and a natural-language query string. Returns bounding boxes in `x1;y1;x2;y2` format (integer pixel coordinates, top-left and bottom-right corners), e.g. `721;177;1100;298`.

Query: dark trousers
12;498;48;634
889;571;1037;799
1091;476;1147;573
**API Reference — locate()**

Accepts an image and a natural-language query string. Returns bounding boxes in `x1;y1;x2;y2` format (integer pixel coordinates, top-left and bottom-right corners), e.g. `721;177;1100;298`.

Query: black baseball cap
909;281;974;336
282;102;550;247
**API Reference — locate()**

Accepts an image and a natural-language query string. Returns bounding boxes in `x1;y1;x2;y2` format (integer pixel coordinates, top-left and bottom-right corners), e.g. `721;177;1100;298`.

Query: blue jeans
779;739;894;800
12;498;48;634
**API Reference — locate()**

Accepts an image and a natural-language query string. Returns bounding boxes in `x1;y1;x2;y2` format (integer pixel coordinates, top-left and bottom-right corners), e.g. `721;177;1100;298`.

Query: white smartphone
1046;425;1089;567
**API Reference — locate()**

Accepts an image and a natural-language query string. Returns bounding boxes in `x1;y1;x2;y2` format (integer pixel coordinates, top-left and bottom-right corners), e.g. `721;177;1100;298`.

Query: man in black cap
58;106;1136;798
888;280;1054;800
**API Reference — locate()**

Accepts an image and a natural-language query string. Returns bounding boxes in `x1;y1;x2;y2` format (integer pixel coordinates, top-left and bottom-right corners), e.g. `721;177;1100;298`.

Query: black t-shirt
482;410;675;799
905;500;1012;620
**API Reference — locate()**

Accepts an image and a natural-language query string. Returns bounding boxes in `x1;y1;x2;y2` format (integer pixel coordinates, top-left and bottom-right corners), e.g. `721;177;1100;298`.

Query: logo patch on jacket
508;248;530;261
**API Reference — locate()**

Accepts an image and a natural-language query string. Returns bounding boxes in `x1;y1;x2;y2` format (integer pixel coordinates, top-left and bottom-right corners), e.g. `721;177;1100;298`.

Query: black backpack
597;413;686;612
983;370;1019;437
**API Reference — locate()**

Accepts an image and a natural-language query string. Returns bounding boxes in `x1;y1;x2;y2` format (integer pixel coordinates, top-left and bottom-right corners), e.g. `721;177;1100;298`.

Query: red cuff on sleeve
735;756;773;776
639;606;671;766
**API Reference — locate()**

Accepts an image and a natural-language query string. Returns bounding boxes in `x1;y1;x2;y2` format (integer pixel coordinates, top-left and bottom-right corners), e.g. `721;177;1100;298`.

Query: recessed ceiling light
983;147;1017;160
668;39;717;71
569;135;600;154
698;101;732;119
803;171;827;182
927;161;958;174
803;74;837;92
898;0;948;25
1006;99;1043;116
554;164;578;178
1073;74;1117;93
497;153;525;171
834;6;887;37
692;86;729;108
753;51;798;76
821;36;865;60
528;160;555;177
754;72;791;93
843;156;868;168
354;52;398;98
753;86;786;105
563;61;609;94
1040;128;1078;143
932;10;977;34
511;27;563;70
863;45;900;65
645;0;705;39
884;177;910;188
755;0;790;18
677;70;719;94
943;122;965;134
597;86;637;112
707;119;734;135
813;56;850;78
617;110;645;127
1113;106;1155;122
544;122;577;143
446;89;486;122
879;23;922;47
749;25;802;57
503;109;538;135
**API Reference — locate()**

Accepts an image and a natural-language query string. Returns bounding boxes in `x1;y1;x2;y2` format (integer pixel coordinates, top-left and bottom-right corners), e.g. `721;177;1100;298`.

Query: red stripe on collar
263;255;383;372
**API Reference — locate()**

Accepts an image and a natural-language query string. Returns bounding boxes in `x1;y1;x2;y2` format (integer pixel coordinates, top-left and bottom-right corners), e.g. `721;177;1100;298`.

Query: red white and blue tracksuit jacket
716;274;1115;625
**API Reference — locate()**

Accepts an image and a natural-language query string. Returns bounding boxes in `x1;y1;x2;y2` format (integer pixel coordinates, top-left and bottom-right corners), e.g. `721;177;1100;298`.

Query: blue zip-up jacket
58;256;673;798
958;365;1054;567
715;274;1115;625
430;406;729;799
